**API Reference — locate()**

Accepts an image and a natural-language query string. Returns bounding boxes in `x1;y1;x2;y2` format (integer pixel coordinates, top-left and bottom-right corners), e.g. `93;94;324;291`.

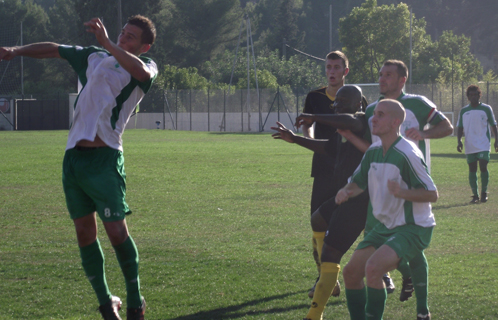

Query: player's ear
343;67;350;77
139;44;151;54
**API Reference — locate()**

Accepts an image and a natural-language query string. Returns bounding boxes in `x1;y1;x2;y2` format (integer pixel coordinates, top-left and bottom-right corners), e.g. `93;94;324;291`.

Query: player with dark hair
272;85;371;320
457;84;498;203
300;51;374;298
337;99;438;320
0;15;157;320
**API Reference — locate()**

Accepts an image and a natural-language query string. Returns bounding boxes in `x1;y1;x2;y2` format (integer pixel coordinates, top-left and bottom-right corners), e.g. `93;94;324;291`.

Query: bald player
337;99;438;320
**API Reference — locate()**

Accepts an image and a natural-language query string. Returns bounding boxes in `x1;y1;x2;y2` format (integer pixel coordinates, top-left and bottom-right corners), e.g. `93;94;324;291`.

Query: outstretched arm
84;18;153;82
271;121;328;154
0;42;61;60
337;129;371;153
296;113;364;132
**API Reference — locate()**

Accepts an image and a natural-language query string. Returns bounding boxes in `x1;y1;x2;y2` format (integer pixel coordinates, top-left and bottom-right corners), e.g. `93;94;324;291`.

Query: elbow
431;190;439;203
136;70;151;83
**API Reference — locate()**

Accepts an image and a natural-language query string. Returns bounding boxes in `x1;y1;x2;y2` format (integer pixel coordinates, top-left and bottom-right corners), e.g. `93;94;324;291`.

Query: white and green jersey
59;45;158;151
457;103;497;154
365;92;447;164
351;136;437;230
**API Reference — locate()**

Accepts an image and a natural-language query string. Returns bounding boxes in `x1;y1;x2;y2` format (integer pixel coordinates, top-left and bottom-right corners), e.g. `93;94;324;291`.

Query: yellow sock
305;262;340;320
312;236;321;273
313;231;325;263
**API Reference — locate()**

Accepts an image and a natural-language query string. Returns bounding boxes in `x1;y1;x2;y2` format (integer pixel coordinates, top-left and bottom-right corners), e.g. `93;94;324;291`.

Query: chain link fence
129;82;498;133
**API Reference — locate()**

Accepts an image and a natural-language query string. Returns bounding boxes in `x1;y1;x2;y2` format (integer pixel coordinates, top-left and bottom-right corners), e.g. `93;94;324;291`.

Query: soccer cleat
98;296;122;320
383;274;395;293
481;192;488;203
331;280;341;297
470;195;480;204
399;277;414;301
127;297;146;320
417;313;431;320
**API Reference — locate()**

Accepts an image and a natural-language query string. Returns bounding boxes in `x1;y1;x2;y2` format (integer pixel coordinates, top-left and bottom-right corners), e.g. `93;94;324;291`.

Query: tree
338;0;482;84
168;0;243;68
253;0;305;56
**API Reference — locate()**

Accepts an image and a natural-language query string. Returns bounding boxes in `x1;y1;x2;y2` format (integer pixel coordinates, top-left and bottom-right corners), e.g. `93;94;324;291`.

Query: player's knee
343;261;362;284
310;210;328;232
365;260;383;281
321;243;343;264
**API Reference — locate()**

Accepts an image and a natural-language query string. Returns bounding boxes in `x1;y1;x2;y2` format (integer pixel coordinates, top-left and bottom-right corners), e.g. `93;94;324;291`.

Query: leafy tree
338;0;482;84
339;0;430;83
156;65;211;90
253;0;304;55
422;31;482;84
168;0;243;68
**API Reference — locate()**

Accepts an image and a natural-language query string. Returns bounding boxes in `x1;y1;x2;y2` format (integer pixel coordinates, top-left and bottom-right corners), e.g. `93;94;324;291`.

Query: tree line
0;0;496;96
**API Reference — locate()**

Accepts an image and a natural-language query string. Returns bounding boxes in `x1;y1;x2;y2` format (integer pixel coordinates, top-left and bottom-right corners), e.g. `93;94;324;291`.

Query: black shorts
310;175;336;215
319;191;369;254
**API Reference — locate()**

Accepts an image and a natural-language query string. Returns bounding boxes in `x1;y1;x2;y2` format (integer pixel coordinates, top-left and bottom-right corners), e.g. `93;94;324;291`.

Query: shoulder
400;93;436;108
394;137;424;161
306;87;327;97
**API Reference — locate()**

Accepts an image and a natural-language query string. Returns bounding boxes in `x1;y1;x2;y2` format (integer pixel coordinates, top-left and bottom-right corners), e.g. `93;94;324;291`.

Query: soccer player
272;85;370;320
300;51;373;298
337;99;438;320
457;84;498;203
0;15;157;320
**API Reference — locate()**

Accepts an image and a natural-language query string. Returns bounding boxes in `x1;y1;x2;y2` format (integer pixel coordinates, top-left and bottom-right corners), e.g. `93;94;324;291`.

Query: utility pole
117;0;122;36
329;5;333;52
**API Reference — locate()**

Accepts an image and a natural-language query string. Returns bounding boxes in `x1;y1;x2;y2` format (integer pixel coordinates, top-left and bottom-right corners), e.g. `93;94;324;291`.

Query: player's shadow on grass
167;290;340;320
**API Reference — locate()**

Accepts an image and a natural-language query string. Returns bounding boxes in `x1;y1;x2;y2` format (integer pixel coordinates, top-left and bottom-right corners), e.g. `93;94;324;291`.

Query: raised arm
0;42;61;60
84;18;153;82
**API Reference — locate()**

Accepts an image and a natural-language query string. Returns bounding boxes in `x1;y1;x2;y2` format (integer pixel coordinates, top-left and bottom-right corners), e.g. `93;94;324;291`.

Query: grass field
1;130;497;320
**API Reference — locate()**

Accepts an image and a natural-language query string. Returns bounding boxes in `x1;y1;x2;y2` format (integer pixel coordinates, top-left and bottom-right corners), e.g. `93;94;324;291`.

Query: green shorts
466;151;490;164
62;147;131;222
357;223;433;263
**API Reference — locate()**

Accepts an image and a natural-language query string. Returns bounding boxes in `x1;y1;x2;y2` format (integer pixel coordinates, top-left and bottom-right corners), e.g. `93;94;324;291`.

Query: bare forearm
423;118;453;139
395;188;438;203
292;135;327;153
9;42;61;59
103;41;151;82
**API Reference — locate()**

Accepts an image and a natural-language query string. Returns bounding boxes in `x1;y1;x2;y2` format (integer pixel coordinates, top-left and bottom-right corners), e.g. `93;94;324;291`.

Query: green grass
0;130;497;320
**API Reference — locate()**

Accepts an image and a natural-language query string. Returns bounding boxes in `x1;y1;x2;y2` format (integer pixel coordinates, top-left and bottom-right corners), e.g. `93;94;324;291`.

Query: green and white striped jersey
59;45;158;151
351;136;437;229
365;92;447;164
457;103;497;154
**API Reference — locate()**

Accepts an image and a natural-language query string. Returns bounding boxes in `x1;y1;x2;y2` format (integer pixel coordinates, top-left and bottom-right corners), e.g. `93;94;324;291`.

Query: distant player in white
457;84;498;203
0;15;157;320
336;99;438;320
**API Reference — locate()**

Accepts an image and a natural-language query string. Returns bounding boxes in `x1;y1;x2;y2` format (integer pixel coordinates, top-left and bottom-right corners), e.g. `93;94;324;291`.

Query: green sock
114;236;142;308
346;287;367;320
397;259;411;279
469;171;478;196
365;286;386;320
410;252;429;315
79;239;112;306
481;170;489;193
